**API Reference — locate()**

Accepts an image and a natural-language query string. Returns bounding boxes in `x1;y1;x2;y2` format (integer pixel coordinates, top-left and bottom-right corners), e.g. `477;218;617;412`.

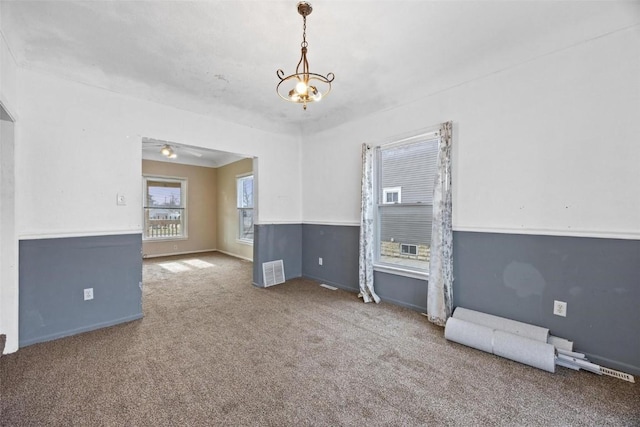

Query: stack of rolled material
444;309;556;373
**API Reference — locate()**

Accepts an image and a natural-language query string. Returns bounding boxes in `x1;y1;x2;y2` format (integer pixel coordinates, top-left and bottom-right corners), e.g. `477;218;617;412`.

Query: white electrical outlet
318;257;323;266
116;194;126;206
553;300;567;317
84;288;94;301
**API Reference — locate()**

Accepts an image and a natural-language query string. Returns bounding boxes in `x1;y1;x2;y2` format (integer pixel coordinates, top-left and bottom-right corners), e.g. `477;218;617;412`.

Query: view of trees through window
237;175;254;242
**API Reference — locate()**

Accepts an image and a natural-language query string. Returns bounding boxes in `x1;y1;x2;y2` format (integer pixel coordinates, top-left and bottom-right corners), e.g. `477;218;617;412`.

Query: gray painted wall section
300;224;428;310
253;224;302;287
373;271;427;312
302;224;360;292
19;234;143;347
453;231;640;376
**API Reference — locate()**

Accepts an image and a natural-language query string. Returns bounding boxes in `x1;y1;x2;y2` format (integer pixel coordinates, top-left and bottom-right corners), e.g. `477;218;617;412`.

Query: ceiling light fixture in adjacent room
160;144;177;159
277;1;334;110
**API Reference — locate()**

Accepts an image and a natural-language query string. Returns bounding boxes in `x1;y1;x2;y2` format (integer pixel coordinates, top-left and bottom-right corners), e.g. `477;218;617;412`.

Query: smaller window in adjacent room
237;174;254;243
143;176;187;240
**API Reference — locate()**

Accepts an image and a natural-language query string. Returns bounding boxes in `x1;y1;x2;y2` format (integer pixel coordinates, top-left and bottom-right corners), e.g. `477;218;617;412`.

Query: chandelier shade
276;2;334;110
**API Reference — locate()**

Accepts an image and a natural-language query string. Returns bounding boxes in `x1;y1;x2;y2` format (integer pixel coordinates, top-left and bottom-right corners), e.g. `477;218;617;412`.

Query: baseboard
377;295;427;313
216;249;253;262
582;352;640;377
143;249;217;259
302;274;359;293
19;313;143;348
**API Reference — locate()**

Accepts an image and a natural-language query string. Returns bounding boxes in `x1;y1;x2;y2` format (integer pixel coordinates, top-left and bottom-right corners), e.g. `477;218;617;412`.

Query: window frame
236;173;254;245
142;175;188;241
373;130;441;280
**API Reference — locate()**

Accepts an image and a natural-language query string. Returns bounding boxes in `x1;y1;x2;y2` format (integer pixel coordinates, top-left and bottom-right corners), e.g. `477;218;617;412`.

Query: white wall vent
262;260;285;287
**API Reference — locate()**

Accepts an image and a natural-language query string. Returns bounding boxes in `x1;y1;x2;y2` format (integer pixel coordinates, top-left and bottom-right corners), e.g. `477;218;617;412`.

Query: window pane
239;208;254;240
237;176;253;208
379;140;438;204
145;208;184;238
377;136;439;271
147;181;182;208
379;204;432;270
143;177;186;239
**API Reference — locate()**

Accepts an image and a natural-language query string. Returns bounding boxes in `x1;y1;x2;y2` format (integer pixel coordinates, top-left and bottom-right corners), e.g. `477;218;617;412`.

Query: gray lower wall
25;226;635;375
19;234;143;347
453;231;640;376
300;224;428;311
253;224;302;287
302;224;360;292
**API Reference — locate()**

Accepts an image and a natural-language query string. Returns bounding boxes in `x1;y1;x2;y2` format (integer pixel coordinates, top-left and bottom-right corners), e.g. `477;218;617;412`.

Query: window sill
143;236;188;242
236;239;254;246
373;263;428;281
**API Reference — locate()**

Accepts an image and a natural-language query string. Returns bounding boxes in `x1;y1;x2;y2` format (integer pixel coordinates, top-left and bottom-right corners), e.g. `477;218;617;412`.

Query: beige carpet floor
1;252;638;426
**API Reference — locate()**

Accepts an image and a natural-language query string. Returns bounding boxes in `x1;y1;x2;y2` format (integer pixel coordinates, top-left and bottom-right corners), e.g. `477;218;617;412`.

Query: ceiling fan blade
180;147;203;158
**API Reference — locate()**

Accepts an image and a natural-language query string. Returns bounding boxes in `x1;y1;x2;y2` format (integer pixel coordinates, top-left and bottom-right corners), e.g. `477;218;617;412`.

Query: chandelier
276;1;334;110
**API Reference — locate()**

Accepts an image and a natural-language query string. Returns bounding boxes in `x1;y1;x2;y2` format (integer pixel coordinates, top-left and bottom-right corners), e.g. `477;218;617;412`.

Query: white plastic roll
453;307;549;342
548;335;574;351
493;330;556;373
444;317;494;354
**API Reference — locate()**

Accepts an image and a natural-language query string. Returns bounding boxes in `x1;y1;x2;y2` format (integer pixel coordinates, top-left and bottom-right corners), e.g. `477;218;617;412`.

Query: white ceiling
2;1;638;139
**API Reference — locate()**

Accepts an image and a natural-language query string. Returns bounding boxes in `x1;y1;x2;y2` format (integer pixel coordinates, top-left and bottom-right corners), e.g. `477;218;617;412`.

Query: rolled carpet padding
444;317;494;353
547;335;574;351
453;307;549;343
445;317;556;373
493;330;555;373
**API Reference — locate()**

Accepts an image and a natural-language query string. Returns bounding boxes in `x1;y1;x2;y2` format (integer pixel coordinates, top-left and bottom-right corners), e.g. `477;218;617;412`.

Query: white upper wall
302;27;640;239
0;28;19;352
16;69;302;239
1;31;18;117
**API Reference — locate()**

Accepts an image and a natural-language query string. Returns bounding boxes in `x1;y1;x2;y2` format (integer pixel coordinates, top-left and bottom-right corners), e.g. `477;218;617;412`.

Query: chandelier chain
301;15;308;48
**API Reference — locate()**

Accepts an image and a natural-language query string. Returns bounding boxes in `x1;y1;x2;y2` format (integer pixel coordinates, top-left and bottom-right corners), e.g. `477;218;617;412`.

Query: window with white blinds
376;134;439;272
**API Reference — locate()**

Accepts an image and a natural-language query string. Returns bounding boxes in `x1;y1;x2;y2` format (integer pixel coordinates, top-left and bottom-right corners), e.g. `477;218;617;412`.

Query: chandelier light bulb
295;80;308;95
160;145;171;156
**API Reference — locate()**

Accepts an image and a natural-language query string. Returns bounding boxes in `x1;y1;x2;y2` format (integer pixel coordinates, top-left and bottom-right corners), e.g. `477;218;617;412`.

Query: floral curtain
427;121;454;326
358;143;380;303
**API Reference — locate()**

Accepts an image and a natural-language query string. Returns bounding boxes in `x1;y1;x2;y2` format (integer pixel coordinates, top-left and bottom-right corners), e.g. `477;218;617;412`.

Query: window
400;244;418;256
143;176;187;240
237;174;254;243
383;187;402;204
376;133;439;273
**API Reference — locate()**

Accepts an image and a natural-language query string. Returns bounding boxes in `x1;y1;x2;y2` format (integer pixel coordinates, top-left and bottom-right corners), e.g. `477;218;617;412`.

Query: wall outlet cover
84;288;94;301
554;300;567;317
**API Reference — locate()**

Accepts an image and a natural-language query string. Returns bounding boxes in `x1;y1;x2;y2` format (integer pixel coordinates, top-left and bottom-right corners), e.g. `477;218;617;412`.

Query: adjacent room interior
0;1;638;425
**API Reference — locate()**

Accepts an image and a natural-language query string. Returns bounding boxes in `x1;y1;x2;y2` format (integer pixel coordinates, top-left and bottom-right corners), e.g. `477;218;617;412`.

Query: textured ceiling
2;1;639;136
